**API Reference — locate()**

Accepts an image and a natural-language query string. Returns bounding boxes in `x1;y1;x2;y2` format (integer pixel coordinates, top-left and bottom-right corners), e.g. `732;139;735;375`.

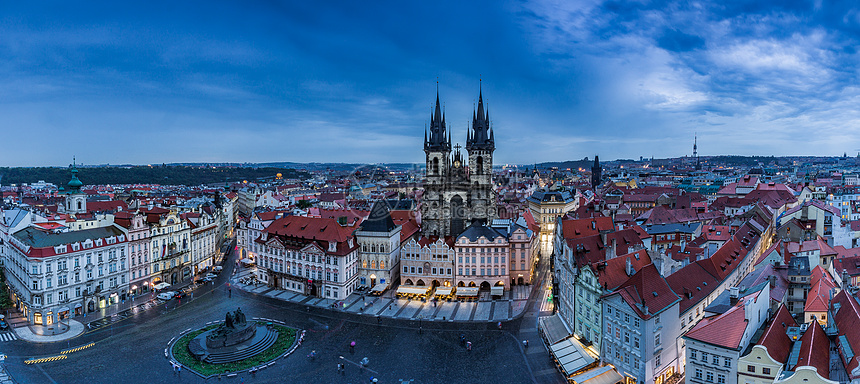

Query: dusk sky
2;1;860;167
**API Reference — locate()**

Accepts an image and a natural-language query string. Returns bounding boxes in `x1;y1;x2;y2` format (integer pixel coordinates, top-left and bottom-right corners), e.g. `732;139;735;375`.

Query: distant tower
694;134;701;170
693;134;697;158
64;157;87;214
591;155;602;190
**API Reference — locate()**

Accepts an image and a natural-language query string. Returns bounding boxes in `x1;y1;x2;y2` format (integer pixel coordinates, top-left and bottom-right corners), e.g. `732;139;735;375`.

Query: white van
157;291;176;301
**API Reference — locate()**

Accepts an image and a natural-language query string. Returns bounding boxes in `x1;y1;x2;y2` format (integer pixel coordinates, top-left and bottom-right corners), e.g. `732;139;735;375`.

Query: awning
56;307;70;313
240;258;254;264
371;283;389;293
396;286;431;295
456;287;479;297
74;303;82;309
569;366;624;384
540;313;573;345
550;338;597;377
491;286;504;296
434;287;453;296
154;282;171;290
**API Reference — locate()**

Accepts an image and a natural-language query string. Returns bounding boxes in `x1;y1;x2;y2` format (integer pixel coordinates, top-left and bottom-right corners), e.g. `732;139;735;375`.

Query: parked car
204;273;218;280
0;315;8;329
212;266;223;274
157;291;176;301
174;291;186;299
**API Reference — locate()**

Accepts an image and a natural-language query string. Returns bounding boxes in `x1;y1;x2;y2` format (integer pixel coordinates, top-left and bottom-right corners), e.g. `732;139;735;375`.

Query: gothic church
420;86;496;237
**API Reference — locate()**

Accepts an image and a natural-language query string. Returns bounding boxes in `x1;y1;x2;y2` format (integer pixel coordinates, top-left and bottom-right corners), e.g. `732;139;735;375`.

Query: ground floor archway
479;281;491;290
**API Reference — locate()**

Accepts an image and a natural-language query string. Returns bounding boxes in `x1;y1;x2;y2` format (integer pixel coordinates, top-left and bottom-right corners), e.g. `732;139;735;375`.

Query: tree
296;200;313;209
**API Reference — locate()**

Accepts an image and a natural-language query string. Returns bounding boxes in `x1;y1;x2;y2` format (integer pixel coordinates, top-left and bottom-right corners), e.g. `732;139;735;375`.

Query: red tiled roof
805;266;836;313
756;304;797;364
684;301;748;349
594;250;652;291
86;200;127;213
262;216;357;256
832;290;860;379
666;262;720;313
607;263;680;320
560;217;613;239
791;321;830;377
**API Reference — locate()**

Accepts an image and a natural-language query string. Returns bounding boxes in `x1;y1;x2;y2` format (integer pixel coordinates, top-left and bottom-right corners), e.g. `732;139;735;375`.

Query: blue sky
2;0;860;167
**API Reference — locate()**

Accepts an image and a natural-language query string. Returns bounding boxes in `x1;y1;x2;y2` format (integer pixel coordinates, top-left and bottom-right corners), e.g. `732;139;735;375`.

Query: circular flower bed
171;321;298;377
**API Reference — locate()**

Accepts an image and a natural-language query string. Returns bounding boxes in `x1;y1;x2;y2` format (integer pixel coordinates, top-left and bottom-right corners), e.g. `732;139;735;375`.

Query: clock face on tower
454;160;461;168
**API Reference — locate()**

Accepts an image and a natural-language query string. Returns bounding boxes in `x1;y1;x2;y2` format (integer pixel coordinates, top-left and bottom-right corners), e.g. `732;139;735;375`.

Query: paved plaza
0;246;564;384
231;266;533;324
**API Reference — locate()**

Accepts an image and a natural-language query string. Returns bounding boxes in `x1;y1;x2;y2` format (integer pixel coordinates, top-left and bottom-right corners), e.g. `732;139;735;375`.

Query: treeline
0;166;310;187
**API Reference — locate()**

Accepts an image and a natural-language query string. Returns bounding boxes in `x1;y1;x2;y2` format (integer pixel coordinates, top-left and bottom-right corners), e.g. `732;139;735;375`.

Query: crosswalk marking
0;332;18;342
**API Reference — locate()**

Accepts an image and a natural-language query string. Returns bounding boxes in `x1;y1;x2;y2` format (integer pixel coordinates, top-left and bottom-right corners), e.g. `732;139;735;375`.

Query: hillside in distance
0;166;309;187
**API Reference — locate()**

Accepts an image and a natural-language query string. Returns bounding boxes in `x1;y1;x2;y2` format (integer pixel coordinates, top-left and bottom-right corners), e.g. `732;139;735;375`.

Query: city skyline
2;1;860;167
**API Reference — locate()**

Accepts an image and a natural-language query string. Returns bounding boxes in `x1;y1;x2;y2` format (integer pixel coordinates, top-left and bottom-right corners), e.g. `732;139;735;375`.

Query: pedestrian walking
350;341;356;353
467;341;472;351
178;365;181;374
523;339;529;348
229;288;232;298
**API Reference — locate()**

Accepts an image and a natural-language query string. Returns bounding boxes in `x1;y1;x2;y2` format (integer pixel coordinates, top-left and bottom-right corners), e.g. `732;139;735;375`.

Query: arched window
77;201;82;211
432;158;439;174
476;156;484;174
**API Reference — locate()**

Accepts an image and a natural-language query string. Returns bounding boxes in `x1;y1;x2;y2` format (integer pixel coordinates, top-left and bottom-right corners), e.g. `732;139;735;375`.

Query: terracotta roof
607;263;679;320
560;217;613;239
791;321;830;378
594;250;652;291
666;262;720;313
684;301;748;350
805;266;836;313
831;290;860;379
262;216;357;256
756;304;797;364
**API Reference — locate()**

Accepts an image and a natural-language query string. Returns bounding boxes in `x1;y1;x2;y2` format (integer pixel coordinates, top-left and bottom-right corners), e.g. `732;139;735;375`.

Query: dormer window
71;243;80;251
328;242;337;252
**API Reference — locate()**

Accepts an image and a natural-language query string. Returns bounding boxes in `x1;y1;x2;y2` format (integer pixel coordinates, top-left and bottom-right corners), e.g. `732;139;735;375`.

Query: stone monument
189;308;274;363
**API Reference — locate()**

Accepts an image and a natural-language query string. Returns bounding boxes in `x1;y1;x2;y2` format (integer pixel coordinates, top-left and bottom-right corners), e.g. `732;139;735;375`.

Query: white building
255;215;359;300
355;201;401;289
6;225;129;325
602;264;682;384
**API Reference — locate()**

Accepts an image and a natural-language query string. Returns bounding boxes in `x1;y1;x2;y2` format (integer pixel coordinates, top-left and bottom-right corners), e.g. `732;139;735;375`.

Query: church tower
466;83;496;225
591;155;602;190
420;82;497;238
64;158;87;215
422;87;451;237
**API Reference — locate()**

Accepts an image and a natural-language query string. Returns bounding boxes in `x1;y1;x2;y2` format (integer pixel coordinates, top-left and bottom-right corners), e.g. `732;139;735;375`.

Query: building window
747;365;755;373
717;374;725;384
691;349;697;360
634;336;640;348
724;358;731;368
701;352;708;362
695;369;702;379
706;372;713;382
713;356;719;365
762;368;771;375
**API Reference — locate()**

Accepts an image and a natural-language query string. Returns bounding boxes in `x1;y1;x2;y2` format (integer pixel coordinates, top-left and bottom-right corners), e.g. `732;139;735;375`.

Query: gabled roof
594;250;652;291
685;301;748;350
791;321;830;378
805;266;836;313
666;262;720;313
607;263;680;320
757;304;797;364
560;217;613;239
831;290;860;379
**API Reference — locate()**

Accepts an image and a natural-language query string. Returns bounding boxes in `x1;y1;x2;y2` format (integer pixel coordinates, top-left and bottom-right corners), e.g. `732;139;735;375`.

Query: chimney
843;269;849;291
608;238;617;260
729;286;739;305
626;257;634;276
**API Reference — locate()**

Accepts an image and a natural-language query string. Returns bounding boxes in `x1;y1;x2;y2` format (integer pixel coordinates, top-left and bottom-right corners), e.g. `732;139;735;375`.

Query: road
0;241;558;384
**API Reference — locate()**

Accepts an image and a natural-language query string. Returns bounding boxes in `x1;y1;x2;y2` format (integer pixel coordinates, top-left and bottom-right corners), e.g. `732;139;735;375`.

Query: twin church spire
424;82;495;152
